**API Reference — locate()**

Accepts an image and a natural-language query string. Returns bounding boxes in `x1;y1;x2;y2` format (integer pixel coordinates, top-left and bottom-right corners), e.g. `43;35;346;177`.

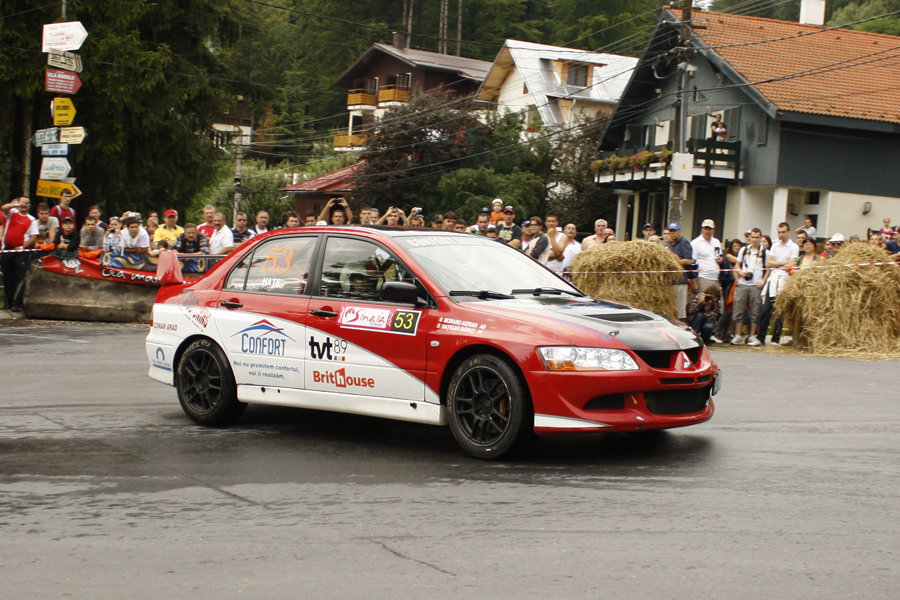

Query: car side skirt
237;385;448;426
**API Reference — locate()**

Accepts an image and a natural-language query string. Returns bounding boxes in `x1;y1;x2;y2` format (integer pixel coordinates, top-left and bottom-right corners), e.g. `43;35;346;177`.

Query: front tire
176;339;245;426
446;354;534;459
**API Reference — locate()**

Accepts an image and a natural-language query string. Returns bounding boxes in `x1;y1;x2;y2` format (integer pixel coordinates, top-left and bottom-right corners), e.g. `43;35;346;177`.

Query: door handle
311;309;338;318
220;300;243;309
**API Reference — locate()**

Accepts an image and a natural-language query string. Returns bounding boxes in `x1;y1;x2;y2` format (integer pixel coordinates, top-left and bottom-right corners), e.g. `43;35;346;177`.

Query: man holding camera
377;206;408;227
317;197;353;225
731;227;767;346
691;219;724;297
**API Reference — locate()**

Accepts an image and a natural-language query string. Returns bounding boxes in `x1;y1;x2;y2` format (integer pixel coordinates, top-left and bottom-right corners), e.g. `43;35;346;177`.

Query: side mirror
380;281;419;305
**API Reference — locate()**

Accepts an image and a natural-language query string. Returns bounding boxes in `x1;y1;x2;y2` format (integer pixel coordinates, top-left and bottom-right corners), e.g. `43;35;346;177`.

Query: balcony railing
333;133;368;150
378;85;409;104
594;140;742;186
347;89;377;108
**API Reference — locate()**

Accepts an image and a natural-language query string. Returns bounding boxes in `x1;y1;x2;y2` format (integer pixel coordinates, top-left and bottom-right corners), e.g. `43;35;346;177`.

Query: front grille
634;347;701;370
584;394;625;411
659;377;694;385
644;386;712;415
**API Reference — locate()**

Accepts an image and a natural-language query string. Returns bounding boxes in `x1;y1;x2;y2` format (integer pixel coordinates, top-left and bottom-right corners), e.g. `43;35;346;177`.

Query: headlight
538;346;639;371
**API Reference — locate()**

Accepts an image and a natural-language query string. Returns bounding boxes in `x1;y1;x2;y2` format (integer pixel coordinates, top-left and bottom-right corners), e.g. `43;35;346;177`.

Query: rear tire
447;354;534;459
176;339;245;426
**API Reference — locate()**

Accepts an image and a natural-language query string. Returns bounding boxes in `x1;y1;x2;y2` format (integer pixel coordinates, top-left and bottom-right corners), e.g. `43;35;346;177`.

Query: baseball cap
701;219;715;228
667;222;681;231
431;214;443;223
521;220;532;227
829;233;845;243
164;209;177;218
642;222;654;230
62;216;73;223
492;198;503;207
504;205;515;213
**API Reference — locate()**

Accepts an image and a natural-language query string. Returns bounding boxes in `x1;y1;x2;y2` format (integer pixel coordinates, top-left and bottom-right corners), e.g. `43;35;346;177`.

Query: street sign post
51;98;76;126
45;69;82;94
41;143;70;157
42;21;88;53
39;157;72;180
33;127;60;147
58;127;87;144
47;49;83;73
36;180;81;199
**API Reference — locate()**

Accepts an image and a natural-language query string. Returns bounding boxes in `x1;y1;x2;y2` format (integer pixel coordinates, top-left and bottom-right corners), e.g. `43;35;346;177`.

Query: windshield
397;234;584;297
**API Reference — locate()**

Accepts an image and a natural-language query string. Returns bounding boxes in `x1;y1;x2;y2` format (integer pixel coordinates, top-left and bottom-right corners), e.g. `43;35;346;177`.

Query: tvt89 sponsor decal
308;335;348;361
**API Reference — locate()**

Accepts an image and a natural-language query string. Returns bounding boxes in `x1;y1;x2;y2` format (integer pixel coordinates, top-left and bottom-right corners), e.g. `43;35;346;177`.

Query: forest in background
1;0;897;224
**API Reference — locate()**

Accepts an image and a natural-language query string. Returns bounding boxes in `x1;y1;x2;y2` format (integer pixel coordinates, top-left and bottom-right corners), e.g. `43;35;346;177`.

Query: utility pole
456;0;463;56
233;130;243;222
667;1;694;227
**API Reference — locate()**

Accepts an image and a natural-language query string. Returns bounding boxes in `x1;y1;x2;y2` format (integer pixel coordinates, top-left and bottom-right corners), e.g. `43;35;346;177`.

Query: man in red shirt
1;196;38;312
50;189;76;225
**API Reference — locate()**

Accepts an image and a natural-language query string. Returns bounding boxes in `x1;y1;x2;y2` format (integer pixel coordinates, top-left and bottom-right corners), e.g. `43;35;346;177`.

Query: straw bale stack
570;240;683;317
775;242;900;355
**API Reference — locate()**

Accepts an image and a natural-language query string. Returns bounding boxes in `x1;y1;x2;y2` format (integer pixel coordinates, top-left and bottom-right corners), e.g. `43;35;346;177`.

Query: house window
386;73;411;89
567;64;588;87
758;113;768;146
806;191;820;205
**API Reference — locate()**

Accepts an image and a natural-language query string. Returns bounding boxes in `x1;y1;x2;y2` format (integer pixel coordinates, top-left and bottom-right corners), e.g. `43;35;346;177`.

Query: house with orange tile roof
596;7;900;242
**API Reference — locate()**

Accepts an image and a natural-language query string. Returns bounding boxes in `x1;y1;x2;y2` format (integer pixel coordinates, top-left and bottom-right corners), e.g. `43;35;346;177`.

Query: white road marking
0;332;90;344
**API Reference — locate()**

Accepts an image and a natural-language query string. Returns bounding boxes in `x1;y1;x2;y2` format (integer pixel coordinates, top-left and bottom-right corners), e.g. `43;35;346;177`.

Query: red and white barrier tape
568;261;900;275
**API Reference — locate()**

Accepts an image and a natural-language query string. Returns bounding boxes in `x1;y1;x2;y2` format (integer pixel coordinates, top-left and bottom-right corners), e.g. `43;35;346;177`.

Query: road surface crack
373;540;455;577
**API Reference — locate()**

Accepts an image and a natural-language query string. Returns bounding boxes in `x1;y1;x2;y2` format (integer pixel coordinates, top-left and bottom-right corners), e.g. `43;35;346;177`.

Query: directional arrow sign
41;143;70;157
42;21;89;52
45;69;82;94
39;157;72;180
33;127;60;147
47;49;83;73
36;180;81;199
58;126;87;144
51;97;76;126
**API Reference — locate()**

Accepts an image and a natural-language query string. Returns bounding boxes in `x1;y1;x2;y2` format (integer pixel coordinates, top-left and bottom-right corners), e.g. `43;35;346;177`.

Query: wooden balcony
378;85;409;105
594;140;743;188
333;133;368;151
346;89;377;108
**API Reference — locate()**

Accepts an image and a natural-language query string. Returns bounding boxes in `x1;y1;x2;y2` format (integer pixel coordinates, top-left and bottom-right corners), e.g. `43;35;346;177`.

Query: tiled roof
279;161;362;193
335;44;491;87
371;43;492;81
686;9;900;124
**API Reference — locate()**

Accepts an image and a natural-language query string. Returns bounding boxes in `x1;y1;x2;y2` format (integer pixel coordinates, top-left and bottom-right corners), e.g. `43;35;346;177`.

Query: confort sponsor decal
338;306;421;335
232;319;295;356
151;347;171;371
312;367;375;389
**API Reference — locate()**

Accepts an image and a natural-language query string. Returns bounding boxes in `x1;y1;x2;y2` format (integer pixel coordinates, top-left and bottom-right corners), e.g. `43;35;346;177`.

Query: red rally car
146;226;720;459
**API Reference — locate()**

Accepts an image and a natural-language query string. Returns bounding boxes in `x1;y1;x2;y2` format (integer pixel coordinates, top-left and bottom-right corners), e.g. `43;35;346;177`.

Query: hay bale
570;240;683;317
775;241;900;354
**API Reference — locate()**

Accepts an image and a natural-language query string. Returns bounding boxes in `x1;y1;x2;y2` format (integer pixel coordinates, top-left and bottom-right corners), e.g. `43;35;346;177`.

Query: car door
214;235;318;389
305;235;431;403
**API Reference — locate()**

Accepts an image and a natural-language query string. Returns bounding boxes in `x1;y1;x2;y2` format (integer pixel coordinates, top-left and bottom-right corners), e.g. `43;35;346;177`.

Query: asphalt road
0;322;897;599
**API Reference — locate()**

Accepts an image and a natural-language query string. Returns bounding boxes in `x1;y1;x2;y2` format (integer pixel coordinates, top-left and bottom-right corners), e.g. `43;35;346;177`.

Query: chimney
392;31;408;49
799;0;826;26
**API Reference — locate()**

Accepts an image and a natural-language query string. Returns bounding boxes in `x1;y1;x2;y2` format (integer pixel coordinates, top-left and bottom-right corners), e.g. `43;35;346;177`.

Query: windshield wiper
510;287;586;297
448;290;515;300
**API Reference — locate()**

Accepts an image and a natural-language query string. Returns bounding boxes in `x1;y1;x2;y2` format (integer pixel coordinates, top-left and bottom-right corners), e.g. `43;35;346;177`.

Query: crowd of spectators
5;192;900;328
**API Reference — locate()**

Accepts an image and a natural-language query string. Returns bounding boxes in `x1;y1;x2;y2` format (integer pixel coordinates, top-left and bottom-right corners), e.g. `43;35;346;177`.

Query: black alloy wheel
447;354;533;459
176;338;245;426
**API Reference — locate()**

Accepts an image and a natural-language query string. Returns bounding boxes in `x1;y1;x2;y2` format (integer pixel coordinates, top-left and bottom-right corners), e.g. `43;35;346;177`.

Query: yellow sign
36;179;82;199
52;97;76;126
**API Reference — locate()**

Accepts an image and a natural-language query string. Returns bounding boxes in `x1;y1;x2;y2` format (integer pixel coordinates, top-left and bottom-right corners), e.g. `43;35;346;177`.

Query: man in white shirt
759;222;799;345
690;218;724;297
731;228;766;346
208;212;234;255
795;217;816;240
